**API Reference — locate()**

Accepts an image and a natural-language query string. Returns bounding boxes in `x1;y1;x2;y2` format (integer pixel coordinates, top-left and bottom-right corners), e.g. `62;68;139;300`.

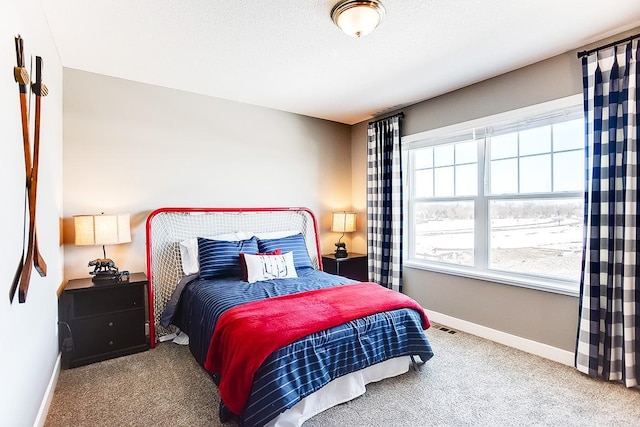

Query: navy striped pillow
198;236;259;279
257;233;314;271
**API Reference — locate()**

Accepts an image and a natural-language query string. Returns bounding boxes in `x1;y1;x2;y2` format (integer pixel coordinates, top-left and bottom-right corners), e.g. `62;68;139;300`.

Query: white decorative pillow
179;232;254;275
243;251;298;284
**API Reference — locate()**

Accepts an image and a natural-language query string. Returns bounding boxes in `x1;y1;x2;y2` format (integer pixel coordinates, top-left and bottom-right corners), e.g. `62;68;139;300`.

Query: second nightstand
322;253;368;282
58;272;149;368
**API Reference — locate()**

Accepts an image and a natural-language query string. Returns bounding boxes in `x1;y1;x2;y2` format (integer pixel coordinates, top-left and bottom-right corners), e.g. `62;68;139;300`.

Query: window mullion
475;137;488;270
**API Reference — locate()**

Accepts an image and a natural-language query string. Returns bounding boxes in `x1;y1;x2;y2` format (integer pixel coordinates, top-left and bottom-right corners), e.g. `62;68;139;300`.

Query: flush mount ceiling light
331;0;386;38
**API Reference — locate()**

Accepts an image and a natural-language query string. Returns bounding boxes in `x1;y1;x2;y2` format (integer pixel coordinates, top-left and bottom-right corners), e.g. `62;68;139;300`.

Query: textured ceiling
43;0;640;125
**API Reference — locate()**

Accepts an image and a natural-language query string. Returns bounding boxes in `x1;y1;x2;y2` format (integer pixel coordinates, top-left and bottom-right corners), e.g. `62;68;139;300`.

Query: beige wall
0;2;64;426
351;28;640;352
62;70;353;279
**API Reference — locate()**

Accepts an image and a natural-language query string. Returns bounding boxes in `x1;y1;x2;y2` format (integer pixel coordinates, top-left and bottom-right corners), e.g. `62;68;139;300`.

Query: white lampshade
331;0;386;38
74;214;131;246
331;212;357;233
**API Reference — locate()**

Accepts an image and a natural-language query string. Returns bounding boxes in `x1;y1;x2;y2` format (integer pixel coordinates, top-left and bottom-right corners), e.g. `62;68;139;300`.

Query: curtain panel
576;39;639;388
367;115;403;292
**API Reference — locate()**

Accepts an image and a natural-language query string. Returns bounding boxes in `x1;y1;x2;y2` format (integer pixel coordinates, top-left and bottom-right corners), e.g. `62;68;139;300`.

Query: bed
145;207;434;426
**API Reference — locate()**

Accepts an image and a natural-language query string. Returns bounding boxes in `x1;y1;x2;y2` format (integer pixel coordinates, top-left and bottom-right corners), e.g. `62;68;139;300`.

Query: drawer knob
108;322;114;327
109;340;114;346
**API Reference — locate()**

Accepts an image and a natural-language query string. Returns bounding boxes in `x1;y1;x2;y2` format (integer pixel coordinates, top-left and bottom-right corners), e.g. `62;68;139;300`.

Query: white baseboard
425;310;575;367
34;353;61;427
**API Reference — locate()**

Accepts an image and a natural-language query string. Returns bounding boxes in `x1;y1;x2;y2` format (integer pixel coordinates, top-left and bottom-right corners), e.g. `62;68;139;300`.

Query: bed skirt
266;356;411;427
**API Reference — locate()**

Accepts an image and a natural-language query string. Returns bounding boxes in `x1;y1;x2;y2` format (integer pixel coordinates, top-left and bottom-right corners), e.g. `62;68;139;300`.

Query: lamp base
89;258;120;284
91;271;119;284
334;242;348;259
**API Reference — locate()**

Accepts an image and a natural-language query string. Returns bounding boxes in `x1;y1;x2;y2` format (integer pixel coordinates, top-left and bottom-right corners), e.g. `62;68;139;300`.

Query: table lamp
331;211;356;258
74;213;131;283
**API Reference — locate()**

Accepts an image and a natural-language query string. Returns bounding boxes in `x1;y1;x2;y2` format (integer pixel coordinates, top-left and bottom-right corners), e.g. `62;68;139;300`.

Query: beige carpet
45;327;640;427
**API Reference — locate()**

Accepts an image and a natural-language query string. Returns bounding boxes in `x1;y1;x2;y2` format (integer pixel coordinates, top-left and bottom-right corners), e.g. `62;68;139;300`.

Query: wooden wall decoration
9;35;48;304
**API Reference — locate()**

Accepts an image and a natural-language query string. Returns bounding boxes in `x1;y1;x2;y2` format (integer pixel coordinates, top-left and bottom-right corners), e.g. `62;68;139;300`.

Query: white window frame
402;95;583;297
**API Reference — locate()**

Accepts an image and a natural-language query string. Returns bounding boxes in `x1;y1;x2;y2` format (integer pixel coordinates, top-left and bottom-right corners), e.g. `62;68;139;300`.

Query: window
404;96;584;295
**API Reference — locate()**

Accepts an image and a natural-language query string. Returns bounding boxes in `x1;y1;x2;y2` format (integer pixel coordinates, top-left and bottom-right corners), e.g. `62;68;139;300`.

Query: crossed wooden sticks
10;35;48;304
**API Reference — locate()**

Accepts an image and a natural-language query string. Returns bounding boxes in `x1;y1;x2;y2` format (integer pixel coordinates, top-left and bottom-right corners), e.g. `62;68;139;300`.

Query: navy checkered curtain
576;39;639;388
367;115;403;292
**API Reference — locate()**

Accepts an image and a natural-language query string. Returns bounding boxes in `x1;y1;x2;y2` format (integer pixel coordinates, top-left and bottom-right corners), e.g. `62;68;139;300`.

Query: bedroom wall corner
0;2;64;427
350;122;368;255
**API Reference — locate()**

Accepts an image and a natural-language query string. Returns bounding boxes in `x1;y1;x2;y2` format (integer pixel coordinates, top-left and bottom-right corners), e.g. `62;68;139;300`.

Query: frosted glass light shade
74;214;132;246
331;0;385;38
331;212;357;233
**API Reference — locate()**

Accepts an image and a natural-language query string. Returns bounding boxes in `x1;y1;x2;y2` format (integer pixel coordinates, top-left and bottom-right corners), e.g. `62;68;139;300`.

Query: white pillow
253;230;300;240
243;251;298;284
179;239;200;275
179;232;254;275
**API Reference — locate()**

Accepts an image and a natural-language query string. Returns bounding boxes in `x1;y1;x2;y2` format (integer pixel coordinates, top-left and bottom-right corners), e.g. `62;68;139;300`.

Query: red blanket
204;282;430;415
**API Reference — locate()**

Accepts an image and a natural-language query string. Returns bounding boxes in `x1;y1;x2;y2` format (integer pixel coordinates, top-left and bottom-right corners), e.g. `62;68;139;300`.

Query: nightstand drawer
71;309;146;359
73;285;144;317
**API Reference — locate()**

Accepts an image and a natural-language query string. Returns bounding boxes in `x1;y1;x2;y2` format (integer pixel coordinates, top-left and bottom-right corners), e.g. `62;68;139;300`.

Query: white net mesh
146;208;320;343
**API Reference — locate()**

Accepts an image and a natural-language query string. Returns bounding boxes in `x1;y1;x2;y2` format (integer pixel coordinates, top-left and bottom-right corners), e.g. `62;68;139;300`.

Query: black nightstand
58;272;149;368
322;253;368;282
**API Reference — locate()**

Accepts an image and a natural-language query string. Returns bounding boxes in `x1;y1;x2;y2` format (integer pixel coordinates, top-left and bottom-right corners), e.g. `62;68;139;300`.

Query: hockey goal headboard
145;207;322;346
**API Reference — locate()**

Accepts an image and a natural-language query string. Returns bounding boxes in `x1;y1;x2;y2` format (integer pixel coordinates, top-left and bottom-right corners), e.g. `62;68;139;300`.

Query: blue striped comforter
171;269;433;426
